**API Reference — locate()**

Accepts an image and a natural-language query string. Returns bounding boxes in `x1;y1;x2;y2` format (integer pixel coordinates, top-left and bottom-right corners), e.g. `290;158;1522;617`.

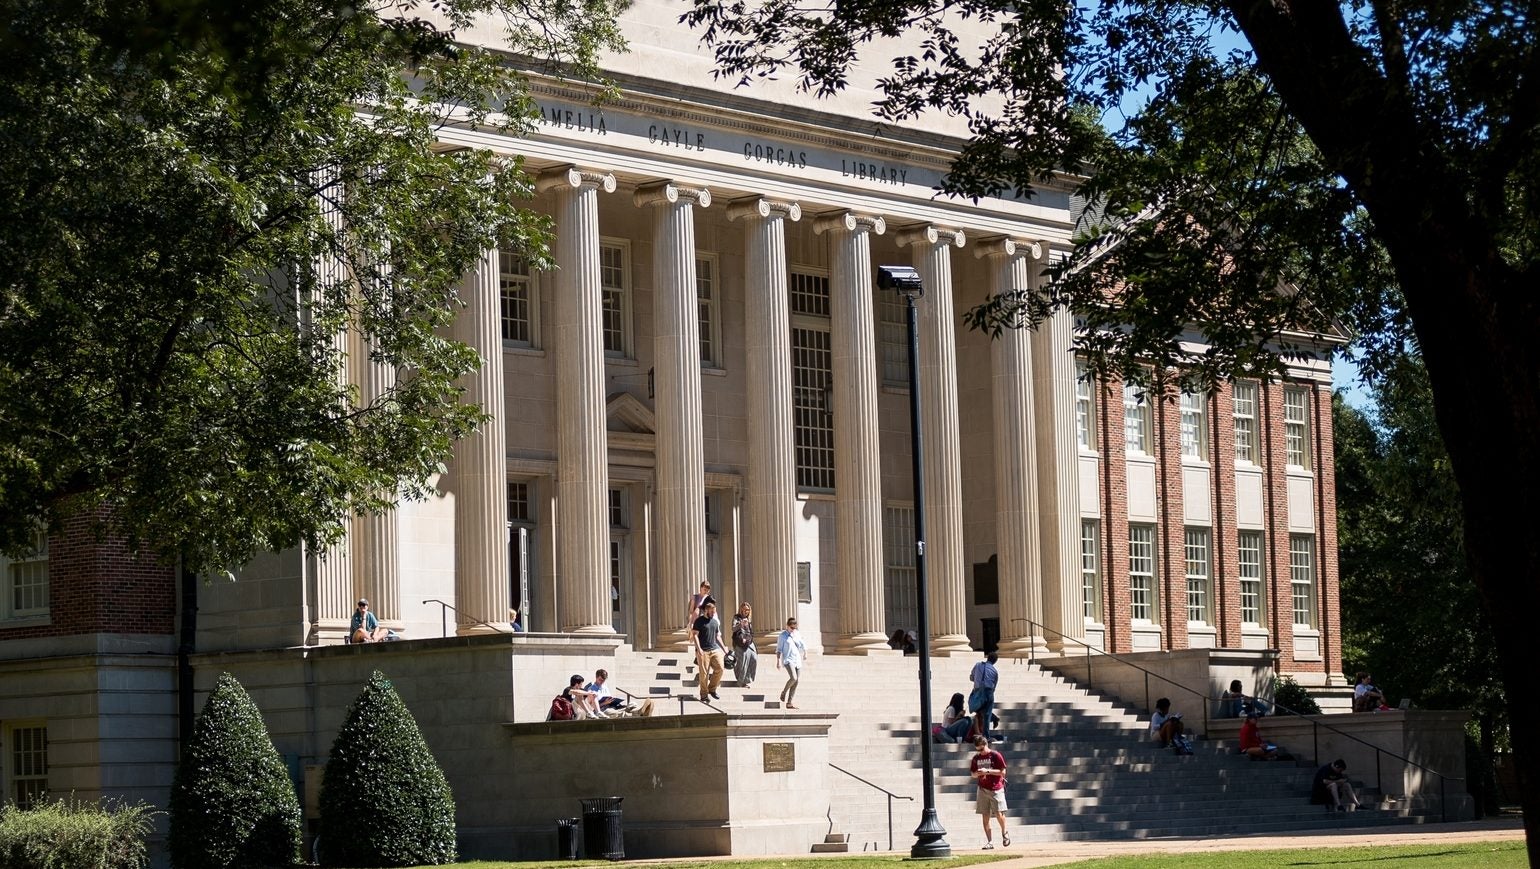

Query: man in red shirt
969;735;1010;848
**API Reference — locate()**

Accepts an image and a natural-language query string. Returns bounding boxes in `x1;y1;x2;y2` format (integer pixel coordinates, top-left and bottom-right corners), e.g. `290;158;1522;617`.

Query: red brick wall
1156;390;1186;650
1314;382;1342;678
1212;383;1243;647
0;514;176;641
1101;375;1131;653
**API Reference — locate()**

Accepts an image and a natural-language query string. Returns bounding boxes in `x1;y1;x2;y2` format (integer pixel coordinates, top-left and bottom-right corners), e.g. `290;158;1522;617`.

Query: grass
357;857;1014;869
331;841;1528;869
1056;841;1529;868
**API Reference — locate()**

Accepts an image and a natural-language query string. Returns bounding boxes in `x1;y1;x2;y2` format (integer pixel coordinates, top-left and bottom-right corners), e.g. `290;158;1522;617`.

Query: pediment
606;392;656;434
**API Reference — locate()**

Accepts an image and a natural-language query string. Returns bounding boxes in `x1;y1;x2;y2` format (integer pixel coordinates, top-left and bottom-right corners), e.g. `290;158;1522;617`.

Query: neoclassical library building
0;0;1342;857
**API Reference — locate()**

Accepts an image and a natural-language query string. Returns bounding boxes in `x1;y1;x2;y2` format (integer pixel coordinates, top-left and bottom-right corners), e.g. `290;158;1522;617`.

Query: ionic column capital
535;165;617;194
972;236;1043;261
813;211;885;236
895;225;966;249
727;197;802;223
633;180;712;209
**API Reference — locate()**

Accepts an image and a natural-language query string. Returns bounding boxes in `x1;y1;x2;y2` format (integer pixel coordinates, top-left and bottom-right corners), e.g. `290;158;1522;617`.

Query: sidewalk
970;817;1527;868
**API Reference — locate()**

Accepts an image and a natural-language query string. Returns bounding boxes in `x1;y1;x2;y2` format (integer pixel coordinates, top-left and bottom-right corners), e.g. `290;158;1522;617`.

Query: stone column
449;245;510;635
976;238;1046;657
1031;247;1085;650
814;212;890;654
538;166;617;634
896;225;972;656
351;330;400;625
636;181;712;646
728;197;802;650
311;166;352;642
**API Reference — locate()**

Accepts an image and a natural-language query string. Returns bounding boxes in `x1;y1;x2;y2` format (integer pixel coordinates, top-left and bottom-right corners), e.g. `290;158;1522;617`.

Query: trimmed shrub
318;671;455;867
168;672;302;869
0;798;154;869
1273;675;1323;715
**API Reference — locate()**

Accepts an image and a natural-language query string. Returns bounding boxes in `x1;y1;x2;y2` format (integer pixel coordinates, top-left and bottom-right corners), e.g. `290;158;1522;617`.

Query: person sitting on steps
1311;758;1361;812
1239;711;1282;759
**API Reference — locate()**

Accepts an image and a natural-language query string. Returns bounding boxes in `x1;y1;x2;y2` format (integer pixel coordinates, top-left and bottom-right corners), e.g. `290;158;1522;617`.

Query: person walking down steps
775;617;806;709
731;602;757;689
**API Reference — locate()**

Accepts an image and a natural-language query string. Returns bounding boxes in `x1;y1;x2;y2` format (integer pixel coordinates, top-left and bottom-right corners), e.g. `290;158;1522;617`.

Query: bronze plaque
763;742;795;772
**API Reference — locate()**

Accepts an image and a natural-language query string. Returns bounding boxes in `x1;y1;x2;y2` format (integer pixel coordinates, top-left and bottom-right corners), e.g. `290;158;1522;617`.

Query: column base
836;632;897;655
927;634;975;656
562;623;620;636
994;634;1048;658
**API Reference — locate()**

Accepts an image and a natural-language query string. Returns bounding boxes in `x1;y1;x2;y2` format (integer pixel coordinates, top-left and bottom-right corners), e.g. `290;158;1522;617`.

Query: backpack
549;695;576;721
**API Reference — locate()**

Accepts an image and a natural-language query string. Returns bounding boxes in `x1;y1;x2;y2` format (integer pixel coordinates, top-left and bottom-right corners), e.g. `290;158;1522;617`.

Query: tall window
1081;520;1101;621
1129;524;1157;622
1232;381;1258;464
1238;530;1265;627
1076;362;1098;450
878;289;909;385
1;531;48;619
1184;528;1211;624
1290;535;1316;627
498;252;537;347
599;242;631;357
696;254;720;367
1284;387;1312;469
791;270;834;490
508;481;536;617
608;488;629;623
882;505;918;631
1180;391;1207;458
1123;383;1150;455
6;724;46;809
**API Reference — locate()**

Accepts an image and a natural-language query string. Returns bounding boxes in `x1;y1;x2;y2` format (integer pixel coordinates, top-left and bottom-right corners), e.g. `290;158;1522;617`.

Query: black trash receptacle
579;796;624;860
555;817;580;860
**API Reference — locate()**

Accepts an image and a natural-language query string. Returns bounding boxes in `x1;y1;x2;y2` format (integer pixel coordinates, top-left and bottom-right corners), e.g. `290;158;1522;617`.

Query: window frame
790;267;834;492
1290;534;1316;627
696;252;722;369
1183;527;1211;625
1238;530;1266;627
877;285;910;386
498;250;540;349
598;238;633;359
1123;383;1150;455
882;503;918;631
1180;391;1208;460
1128;524;1157;623
1076;361;1098;452
1284;386;1312;470
1232;381;1258;465
1081;519;1101;622
4;721;47;810
1;530;49;620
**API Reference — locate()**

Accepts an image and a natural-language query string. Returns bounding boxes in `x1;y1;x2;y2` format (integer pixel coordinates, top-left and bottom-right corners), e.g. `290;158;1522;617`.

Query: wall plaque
763;742;795;772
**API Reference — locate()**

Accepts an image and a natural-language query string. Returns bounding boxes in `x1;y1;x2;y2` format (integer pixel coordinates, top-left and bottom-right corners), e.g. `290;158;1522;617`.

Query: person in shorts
969;735;1010;848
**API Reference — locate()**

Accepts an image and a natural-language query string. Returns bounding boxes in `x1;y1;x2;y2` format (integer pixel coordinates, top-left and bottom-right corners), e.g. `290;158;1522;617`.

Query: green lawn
1056;841;1528;868
334;841;1527;869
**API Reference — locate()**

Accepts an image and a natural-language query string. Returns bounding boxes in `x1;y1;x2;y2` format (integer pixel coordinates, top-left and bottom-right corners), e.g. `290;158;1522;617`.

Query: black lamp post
877;264;950;859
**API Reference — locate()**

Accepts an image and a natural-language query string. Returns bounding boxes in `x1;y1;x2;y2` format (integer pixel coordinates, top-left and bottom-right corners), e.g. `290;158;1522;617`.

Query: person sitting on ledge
349;599;394;643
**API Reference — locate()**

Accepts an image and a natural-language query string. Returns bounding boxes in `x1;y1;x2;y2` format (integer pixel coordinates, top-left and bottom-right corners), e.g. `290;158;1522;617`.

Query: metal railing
1020;618;1462;820
1019;618;1211;736
829;763;913;851
421;599;508;638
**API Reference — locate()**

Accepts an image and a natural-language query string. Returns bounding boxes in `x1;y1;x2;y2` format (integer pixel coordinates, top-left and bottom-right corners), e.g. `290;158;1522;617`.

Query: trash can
555;818;580;860
579;796;624;860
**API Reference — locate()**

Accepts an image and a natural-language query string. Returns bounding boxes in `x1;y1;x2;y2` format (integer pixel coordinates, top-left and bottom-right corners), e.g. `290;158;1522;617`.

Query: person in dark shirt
1311;759;1359;811
693;601;726;701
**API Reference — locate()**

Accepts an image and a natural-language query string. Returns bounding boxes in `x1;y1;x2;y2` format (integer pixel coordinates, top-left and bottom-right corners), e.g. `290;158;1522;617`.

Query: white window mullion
1129;524;1156;623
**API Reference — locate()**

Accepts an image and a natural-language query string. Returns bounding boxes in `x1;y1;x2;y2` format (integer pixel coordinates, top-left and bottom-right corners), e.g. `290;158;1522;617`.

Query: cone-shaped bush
169;672;302;869
318;671;455;867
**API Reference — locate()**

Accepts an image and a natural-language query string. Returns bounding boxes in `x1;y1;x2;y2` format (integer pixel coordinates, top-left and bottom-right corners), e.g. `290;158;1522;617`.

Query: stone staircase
615;648;1433;851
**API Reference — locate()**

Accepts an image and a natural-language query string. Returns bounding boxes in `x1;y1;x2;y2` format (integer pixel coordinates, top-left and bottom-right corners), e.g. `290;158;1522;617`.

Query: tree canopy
0;0;625;572
684;0;1540;853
